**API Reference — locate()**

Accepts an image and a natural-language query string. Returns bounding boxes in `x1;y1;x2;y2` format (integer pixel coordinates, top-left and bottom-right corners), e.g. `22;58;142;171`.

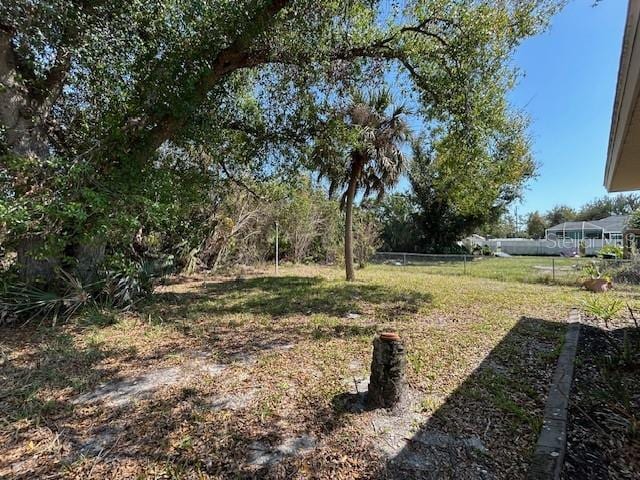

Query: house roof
592;215;630;232
546;221;603;232
547;215;630;233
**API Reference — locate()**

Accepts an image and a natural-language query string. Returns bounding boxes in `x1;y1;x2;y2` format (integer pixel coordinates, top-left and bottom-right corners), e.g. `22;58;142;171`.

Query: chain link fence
371;252;635;286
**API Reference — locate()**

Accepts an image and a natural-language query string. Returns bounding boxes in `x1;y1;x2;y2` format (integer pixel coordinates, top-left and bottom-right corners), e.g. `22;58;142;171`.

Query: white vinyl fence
482;238;621;256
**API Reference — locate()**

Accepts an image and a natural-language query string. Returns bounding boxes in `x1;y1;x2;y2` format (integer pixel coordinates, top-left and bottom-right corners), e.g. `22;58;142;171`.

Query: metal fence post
463;255;467;275
552;257;555;282
403;253;407;266
275;221;279;275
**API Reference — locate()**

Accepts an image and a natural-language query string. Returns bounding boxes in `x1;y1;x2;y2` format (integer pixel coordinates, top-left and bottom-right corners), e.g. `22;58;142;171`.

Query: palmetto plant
1;269;94;326
313;89;410;281
0;258;174;325
583;294;623;329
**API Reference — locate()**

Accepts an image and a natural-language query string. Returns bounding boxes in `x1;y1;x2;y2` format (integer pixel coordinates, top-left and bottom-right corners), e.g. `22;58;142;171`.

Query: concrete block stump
367;332;407;409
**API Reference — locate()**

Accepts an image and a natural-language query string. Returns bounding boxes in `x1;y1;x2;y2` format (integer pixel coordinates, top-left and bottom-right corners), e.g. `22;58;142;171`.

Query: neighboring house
545;215;629;244
476;216;629;256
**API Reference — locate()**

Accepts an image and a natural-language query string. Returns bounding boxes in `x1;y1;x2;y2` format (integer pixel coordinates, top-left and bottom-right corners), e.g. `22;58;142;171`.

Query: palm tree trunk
344;154;364;281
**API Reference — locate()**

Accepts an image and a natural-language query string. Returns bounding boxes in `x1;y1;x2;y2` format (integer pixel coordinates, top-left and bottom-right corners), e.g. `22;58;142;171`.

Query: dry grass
1;264;637;478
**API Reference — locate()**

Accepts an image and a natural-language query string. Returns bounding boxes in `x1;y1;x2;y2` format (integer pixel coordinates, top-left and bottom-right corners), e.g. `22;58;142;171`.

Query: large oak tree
1;0;563;281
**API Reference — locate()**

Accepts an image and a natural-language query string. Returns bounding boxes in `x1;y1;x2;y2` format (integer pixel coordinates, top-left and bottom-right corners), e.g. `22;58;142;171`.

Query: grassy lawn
395;255;626;286
1;264;637;478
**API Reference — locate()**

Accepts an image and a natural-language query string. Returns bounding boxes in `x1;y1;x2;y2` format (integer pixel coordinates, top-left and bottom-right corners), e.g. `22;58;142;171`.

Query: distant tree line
456;194;640;241
522;195;640;239
375;193;640;252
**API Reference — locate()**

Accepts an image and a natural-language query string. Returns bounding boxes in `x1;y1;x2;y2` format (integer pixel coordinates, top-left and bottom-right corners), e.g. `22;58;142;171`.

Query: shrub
1;269;93;326
0;257;174;326
581;260;612;282
582;295;623;329
582;261;600;279
599;244;623;259
609;258;640;285
101;258;172;310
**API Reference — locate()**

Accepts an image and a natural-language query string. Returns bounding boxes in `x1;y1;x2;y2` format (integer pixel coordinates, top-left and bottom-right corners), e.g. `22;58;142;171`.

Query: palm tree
313;90;410;281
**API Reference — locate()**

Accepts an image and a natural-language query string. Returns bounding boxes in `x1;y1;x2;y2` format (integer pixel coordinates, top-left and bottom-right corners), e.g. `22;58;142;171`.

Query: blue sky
509;0;628;216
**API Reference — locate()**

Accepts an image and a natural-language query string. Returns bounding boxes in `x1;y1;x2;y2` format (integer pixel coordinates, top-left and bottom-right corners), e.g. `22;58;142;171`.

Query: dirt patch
207;389;258;411
388;430;492;479
72;367;183;407
562;323;640;479
337;368;492;478
247;434;317;467
72;352;229;407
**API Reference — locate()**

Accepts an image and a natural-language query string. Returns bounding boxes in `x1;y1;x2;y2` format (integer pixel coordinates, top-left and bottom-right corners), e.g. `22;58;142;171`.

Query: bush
582;294;623;329
610;259;640;285
599;244;623;259
1;270;93;326
582;261;603;280
0;257;174;326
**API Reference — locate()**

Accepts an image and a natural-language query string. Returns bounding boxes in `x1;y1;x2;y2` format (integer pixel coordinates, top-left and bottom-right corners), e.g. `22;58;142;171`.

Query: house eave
606;0;640;192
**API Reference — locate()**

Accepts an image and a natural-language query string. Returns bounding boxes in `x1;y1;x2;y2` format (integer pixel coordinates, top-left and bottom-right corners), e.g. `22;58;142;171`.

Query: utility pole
275;221;279;274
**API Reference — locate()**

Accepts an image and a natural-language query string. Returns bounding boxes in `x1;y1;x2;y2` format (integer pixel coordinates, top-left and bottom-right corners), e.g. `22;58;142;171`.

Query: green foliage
545;205;576;226
101;259;172;310
575;194;640;221
376;194;421;252
582;261;603;280
353;208;383;267
311;89;410;207
410;115;535;251
629;209;640;230
1;270;93;326
1;0;565;288
0;256;173;326
526;211;547;239
583;295;623;329
599;244;623;259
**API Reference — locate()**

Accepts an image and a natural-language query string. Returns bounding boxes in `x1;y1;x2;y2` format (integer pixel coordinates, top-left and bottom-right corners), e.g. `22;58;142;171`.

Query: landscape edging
527;308;581;480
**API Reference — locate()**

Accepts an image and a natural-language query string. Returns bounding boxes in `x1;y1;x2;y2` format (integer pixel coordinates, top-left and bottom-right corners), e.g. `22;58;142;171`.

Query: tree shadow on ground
144;275;433;364
0;316;565;479
0;327;125;440
0;324;186;431
346;316;566;480
151;275;432;320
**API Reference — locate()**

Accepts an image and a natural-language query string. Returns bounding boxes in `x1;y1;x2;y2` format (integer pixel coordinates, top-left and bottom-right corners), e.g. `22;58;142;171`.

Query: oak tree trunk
0;29;52;158
2;27;69;284
16;237;58;286
73;239;106;285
